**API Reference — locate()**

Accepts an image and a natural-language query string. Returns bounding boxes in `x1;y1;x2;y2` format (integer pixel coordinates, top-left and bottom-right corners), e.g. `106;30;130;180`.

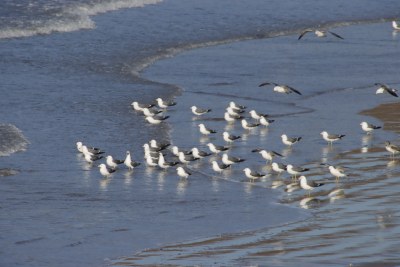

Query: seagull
222;131;241;143
131;101;155;111
251;149;283;162
171;146;192;157
145;155;158;167
241;119;260;130
124;151;140;170
287;164;310;180
249;110;269;120
229;101;246;110
271;162;287;175
145;115;170;124
207;143;229;154
178;151;199;164
176;166;191;179
76;142;103;154
320;131;345;145
374;83;398;97
328;165;347;180
191;106;212;115
149;139;170;151
259;116;274;127
224;112;242;122
299;176;324;196
281;134;302;146
81;145;104;156
226;108;245;120
243;168;266;182
222;153;245;165
198;123;217;135
258;82;302;95
191;147;212;159
158;153;179;169
385;141;400;158
392;21;400;30
98;163;116;177
106;155;124;169
83;153;103;164
142;107;163;117
360;121;381;134
155;97;176;108
143;143;164;154
211;160;231;173
298;29;344;40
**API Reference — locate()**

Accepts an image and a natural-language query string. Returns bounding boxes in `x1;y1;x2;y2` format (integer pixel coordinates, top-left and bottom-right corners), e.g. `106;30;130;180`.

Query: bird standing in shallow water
299;175;324;196
360;121;381;134
385;141;400;158
124;151;140;170
191;106;212;116
328;165;347;181
176;167;191;179
243;168;266;182
98;164;116;177
320;131;345;146
281;134;302;146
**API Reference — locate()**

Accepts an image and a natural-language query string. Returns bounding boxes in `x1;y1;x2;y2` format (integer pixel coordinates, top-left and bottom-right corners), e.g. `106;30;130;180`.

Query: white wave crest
0;0;163;40
0;124;30;156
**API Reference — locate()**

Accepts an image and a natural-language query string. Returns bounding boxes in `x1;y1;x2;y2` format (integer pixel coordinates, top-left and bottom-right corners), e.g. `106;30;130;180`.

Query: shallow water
1;1;400;267
114;23;400;266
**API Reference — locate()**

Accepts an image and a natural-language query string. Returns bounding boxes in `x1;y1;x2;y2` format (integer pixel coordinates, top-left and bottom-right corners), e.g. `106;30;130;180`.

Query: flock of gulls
76;22;400;197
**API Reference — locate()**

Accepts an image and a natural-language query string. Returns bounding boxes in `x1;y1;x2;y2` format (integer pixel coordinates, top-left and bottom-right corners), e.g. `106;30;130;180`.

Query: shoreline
115;21;400;266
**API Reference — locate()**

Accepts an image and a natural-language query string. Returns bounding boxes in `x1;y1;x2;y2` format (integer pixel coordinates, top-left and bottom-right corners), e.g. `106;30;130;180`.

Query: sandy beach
113;22;400;266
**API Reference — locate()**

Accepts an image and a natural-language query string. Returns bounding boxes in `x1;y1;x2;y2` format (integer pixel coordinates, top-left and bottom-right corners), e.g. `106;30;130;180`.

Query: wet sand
113;22;400;266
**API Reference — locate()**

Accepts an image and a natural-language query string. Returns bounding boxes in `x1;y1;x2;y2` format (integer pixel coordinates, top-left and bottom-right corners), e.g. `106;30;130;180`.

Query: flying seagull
298;29;344;40
259;82;302;95
375;83;398;97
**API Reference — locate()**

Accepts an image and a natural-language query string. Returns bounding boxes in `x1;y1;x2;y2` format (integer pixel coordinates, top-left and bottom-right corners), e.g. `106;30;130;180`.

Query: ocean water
1;1;400;266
